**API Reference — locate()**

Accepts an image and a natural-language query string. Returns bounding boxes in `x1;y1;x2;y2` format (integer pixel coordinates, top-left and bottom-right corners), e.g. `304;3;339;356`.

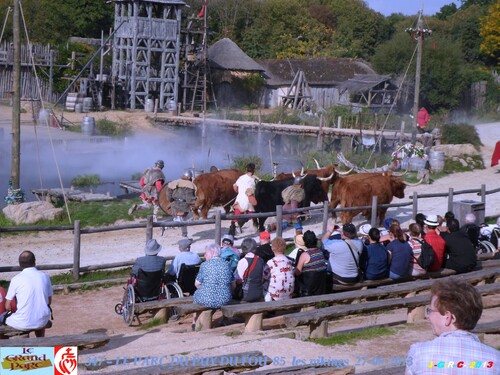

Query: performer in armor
281;176;305;231
167;170;197;238
128;160;166;221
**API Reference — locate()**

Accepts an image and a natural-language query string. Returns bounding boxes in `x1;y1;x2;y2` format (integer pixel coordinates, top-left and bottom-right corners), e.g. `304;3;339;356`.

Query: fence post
73;220;81;281
322;201;329;235
276;205;283;238
448;188;454;213
370;196;378;227
480;184;486;204
215;210;221;245
146;215;153;242
412;192;418;220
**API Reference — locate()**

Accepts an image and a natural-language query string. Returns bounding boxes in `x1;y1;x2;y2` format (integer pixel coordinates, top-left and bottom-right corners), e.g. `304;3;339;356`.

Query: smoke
0;122;315;204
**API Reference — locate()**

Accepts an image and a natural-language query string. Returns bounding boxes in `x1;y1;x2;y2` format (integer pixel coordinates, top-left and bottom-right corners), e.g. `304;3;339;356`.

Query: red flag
198;0;207;18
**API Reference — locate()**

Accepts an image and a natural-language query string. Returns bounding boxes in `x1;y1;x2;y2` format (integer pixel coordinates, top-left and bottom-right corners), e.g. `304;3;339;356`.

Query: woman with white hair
193;244;234;308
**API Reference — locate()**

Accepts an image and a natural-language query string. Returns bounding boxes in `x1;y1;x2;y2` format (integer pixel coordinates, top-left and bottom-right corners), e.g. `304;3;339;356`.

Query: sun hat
358;224;372;236
144;239;162;255
222;234;234;245
424;214;439;226
259;231;271;241
178;238;193;251
342;223;357;235
294;234;307;250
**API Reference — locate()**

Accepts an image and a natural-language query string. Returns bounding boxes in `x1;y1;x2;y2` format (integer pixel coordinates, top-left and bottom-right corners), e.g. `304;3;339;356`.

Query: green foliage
310;326;396;346
50;268;131;286
231;156;263;173
131;172;143;180
95;118;132;137
139;318;165;330
441;123;482;148
71;174;101;187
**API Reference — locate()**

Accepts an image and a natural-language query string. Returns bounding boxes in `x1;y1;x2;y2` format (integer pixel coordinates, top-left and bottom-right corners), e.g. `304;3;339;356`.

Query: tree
436;3;458;20
479;1;500;66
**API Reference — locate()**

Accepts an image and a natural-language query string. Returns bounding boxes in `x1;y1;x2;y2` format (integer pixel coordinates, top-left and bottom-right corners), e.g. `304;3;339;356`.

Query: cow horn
300;167;304;176
317;172;334;181
253;175;262;182
292;170;296;178
392;169;408;177
336;167;353;175
314;159;321;169
404;177;424;186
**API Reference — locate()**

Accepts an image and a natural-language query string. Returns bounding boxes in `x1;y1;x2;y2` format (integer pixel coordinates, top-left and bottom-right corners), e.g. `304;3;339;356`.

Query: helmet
155;160;165;169
183;169;193;179
293;176;302;185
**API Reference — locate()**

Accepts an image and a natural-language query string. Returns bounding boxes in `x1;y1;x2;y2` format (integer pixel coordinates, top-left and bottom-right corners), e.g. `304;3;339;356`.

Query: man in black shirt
442;218;476;273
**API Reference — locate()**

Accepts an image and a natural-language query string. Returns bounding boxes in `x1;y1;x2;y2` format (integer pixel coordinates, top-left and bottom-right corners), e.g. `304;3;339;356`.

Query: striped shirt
302;248;327;273
406;330;500;374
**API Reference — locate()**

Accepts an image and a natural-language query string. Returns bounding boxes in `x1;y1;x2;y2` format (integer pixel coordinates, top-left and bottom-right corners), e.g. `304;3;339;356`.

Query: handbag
234;255;259;300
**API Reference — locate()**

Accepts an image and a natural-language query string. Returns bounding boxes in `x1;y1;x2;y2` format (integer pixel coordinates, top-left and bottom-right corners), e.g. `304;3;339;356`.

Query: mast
411;10;423;144
11;0;21;190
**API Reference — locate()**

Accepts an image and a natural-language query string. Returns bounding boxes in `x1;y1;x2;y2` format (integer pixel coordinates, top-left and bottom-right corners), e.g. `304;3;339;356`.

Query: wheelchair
166;263;201;321
114;269;183;326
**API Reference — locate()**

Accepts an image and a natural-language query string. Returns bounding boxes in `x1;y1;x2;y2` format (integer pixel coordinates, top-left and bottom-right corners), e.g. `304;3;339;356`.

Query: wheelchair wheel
122;284;136;326
477;240;496;255
165;282;184;322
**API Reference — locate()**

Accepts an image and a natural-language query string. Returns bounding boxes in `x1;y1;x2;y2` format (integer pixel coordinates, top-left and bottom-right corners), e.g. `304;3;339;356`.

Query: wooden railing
0;183;498;280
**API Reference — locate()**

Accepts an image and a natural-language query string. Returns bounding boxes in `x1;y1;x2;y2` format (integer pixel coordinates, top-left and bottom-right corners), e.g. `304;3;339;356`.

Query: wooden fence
1;184;498;280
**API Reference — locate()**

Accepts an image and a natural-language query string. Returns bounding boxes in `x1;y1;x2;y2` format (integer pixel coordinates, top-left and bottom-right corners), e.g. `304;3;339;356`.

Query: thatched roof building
208;38;264;72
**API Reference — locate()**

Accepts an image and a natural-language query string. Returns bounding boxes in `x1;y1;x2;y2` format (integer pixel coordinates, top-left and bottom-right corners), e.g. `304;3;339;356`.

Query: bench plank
472;320;500;335
284;282;500;331
0;332;109;349
134;297;193;314
222;268;499;319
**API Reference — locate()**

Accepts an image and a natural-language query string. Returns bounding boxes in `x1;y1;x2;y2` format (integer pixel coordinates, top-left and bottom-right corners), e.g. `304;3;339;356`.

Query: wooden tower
111;0;185;110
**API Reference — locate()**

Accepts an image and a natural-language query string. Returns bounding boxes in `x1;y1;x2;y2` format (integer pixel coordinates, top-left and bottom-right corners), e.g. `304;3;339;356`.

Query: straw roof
208;38;265;72
338;74;392;93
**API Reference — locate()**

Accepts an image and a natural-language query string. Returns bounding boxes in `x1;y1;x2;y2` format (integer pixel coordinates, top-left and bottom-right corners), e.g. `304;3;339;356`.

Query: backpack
221;247;240;272
414;239;435;270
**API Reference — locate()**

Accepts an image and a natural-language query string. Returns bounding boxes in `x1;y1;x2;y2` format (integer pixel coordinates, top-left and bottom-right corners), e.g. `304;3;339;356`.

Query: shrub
231;156;263;173
71;174;101;187
95;117;131;137
441;123;482;149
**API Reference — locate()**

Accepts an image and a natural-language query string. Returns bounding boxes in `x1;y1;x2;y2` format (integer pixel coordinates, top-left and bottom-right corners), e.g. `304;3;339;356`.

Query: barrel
409;157;426;171
429;151;445;173
144;98;154;113
75;103;83;113
82;97;93;112
167;99;177;115
38;109;50;125
81;116;95;136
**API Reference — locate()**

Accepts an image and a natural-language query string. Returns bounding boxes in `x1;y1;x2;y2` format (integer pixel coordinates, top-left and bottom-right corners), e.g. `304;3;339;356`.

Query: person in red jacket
423;214;446;272
417;107;430;133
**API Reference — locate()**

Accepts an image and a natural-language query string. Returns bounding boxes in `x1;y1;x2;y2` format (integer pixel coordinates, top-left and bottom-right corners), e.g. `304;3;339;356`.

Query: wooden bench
283;282;500;338
133;296;193;314
331;258;500;292
472;320;500;335
221;268;500;332
0;332;109;349
0;320;53;338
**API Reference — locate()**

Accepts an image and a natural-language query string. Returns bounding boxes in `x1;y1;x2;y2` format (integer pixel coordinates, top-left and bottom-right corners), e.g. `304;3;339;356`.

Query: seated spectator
295;230;327;296
132;239;167;275
387;224;412;279
194;244;234;308
491;217;500;250
415;213;426;229
358;223;372;245
288;232;307;266
220;234;240;272
236;238;268;302
360;227;390;280
423;214;446;272
460;213;481;248
406;278;500;374
408;223;427;277
442;218;477;274
322;223;364;285
255;231;275;262
265;237;295;301
1;251;53;337
164;238;201;282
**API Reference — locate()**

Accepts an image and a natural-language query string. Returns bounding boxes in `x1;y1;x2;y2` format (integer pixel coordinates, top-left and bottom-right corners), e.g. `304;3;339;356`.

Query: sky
365;0;462;16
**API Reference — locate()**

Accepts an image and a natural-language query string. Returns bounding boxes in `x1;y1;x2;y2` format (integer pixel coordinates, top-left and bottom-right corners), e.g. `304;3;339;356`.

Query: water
0;123;321;206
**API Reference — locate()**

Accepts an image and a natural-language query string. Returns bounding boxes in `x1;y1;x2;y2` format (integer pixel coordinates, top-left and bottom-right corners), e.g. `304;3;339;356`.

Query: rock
458;158;468;167
431;144;479;157
2;201;63;225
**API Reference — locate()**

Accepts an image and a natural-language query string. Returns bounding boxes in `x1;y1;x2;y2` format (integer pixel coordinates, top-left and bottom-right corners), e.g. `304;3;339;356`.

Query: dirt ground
1;106;500;373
